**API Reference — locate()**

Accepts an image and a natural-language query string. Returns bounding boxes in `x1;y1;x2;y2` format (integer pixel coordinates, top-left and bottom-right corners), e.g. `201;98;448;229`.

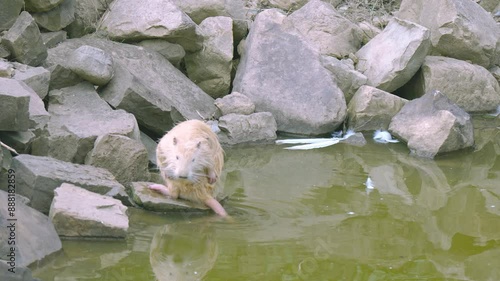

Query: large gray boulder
40;30;67;48
49;183;129;238
355;17;430;92
85;134;150;185
401;56;500;112
65;0;113;38
140;131;157;166
100;0;202;52
0;78;49;132
136;40;185;69
185;16;233;98
217;112;278;145
11;154;126;214
45;38;218;136
233;9;347;135
0;190;62;267
32;0;75;31
398;0;500;68
2;12;48;67
67;45;114;86
389;90;474;158
283;0;363;58
321;56;367;103
0;0;24;31
347;85;407;131
32;82;139;164
12;62;51;99
214;92;255;115
25;0;64;12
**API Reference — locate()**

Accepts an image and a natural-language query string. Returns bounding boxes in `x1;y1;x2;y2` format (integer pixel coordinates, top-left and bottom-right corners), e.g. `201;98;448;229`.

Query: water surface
32;117;500;281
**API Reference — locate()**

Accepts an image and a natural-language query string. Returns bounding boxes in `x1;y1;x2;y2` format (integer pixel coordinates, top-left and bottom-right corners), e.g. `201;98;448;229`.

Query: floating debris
373;130;399;143
276;130;355;150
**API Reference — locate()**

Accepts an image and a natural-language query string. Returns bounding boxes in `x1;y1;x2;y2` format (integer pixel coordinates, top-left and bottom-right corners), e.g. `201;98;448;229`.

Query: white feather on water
365;177;375;189
276;130;355;150
373;130;399;143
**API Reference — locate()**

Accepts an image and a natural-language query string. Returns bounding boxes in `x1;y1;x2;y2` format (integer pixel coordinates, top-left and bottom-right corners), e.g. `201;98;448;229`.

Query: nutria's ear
197;141;201;148
173;137;177;145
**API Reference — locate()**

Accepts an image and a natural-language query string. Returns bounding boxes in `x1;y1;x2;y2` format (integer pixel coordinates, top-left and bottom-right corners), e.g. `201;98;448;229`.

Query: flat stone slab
128;182;227;213
49;183;129;238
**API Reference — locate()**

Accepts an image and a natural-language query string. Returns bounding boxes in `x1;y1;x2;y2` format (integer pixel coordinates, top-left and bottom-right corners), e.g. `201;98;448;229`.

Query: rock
100;0;202;52
0;59;14;77
0;0;24;31
185;16;233;98
283;0;363;58
136;40;185;69
340;132;366;147
400;56;500;112
233;9;347;135
32;82;139;163
139;131;157;166
25;0;64;12
0;131;36;154
2;12;48;67
41;30;67;48
12;62;51;99
171;0;248;43
128;182;225;212
67;45;114;86
45;38;217;136
268;0;309;11
0;78;49;132
0;190;62;267
49;183;128;238
347;86;407;131
389;90;474;158
217;112;277;145
85;134;150;185
0;260;39;281
214;92;255;115
65;0;113;38
321;55;367;103
32;0;75;32
355;17;430;92
11;154;126;214
358;21;382;45
480;0;499;12
398;0;500;68
491;66;500;83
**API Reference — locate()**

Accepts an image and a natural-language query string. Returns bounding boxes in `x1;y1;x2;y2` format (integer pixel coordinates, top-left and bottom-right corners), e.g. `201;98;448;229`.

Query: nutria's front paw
208;171;217;184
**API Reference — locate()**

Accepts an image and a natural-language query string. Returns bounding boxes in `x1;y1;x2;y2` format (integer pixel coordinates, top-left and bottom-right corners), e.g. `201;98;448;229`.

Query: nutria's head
162;136;212;183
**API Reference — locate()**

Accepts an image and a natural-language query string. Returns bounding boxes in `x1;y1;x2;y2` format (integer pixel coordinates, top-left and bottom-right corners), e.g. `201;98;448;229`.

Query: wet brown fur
156;120;224;203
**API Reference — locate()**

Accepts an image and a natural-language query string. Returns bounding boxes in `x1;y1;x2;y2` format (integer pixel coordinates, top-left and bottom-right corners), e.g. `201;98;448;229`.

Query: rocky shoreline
0;0;499;278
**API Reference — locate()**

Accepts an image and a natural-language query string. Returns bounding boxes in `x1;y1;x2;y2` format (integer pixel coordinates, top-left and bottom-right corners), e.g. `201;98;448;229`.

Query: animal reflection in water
150;222;217;281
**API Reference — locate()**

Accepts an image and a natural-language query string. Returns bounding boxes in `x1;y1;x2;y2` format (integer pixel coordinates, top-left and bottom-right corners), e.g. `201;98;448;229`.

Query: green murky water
31;117;500;281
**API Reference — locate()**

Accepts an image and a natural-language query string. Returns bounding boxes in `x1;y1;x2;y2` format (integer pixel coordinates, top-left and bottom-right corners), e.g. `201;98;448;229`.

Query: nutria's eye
176;155;179;160
173;137;177;145
192;158;195;162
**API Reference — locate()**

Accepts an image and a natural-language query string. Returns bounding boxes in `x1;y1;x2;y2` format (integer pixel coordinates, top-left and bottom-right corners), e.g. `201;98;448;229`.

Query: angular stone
32;0;75;32
268;0;309;10
0;59;14;77
41;30;67;48
85;134;150;185
401;56;500;112
0;131;37;154
45;38;217;135
128;181;225;212
50;183;128;238
67;45;114;86
11;154;126;214
100;0;202;52
233;9;347;135
389;90;474;158
0;78;49;131
215;92;255;115
398;0;500;68
355;17;430;92
140;131;158;166
136;40;185;68
25;0;65;12
0;0;24;31
32;82;139;163
0;44;10;59
185;16;233;98
358;21;382;45
0;190;62;267
217;112;278;145
283;0;363;58
2;11;48;67
65;0;113;38
321;55;367;103
12;62;51;99
347;86;407;131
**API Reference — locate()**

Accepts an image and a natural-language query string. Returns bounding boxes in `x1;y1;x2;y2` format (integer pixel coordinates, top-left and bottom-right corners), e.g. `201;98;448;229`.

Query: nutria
149;120;227;217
